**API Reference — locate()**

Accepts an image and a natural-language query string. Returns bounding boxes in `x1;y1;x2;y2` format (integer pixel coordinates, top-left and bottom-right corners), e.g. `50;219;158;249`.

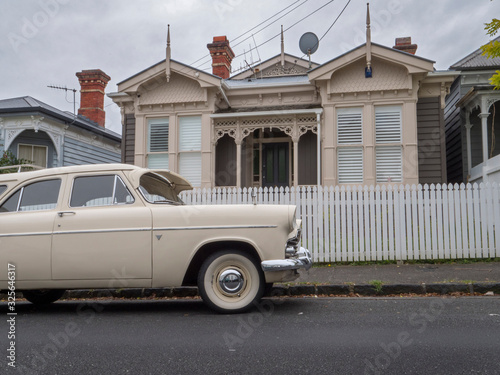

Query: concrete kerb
5;282;495;301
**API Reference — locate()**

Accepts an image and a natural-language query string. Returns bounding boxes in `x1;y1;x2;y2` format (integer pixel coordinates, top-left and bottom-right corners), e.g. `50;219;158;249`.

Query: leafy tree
481;18;500;89
0;150;33;173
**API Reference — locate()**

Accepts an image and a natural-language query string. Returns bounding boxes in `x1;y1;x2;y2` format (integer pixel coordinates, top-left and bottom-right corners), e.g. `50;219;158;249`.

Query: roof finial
365;3;372;78
166;24;171;82
280;25;285;67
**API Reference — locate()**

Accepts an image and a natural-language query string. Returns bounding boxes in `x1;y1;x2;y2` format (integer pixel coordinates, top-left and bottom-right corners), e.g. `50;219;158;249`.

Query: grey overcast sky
0;0;497;135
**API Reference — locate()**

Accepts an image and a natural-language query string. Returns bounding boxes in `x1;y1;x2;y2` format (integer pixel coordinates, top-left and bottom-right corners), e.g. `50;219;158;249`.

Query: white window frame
337;107;363;184
147;118;169;169
375;105;403;183
178;115;202;187
18;143;48;168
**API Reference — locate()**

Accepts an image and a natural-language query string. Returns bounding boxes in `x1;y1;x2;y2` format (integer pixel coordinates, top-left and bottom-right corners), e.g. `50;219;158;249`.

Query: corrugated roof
450;36;500;70
0;96;120;141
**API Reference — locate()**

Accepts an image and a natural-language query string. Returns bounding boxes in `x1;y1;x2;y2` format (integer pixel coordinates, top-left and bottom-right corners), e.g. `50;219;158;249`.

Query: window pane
33;146;47;168
19;179;61;211
0;190;21;213
376;146;402;183
147;154;169;169
114;176;134;204
179;116;201;151
71;175;115;207
139;173;181;203
18;145;33;162
179;153;201;187
375;106;402;143
148;119;169;152
338;147;363;183
337;107;362;144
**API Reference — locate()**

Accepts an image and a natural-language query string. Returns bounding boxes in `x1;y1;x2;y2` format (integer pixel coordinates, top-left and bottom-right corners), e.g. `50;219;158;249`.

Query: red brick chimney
75;69;111;127
207;36;234;79
393;37;418;55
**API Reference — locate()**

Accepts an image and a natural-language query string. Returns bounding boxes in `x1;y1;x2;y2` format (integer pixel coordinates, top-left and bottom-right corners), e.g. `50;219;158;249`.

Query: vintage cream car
0;164;311;313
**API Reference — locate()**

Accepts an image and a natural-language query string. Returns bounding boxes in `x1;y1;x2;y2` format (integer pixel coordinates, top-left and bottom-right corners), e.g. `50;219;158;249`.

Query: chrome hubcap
218;269;244;295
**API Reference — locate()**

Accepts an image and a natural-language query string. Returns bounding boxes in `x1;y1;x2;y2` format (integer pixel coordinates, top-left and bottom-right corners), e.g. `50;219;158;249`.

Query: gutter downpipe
317;111;321;187
220;81;231;107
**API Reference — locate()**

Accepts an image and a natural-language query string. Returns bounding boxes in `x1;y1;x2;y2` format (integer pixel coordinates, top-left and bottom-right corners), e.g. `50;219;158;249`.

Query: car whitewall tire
198;250;264;314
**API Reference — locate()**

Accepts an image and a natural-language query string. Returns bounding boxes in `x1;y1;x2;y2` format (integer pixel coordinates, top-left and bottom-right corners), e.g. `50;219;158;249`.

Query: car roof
0;163;194;194
0;163;142;184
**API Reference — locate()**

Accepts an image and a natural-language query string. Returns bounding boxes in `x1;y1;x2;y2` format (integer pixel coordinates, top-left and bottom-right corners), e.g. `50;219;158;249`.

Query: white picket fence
180;183;500;263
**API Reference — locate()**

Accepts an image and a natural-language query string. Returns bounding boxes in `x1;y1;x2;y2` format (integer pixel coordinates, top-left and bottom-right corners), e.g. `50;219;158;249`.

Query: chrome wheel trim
218;269;245;295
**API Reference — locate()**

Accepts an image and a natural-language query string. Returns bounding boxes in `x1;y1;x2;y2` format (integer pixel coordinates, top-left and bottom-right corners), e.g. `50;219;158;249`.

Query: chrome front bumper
261;247;313;272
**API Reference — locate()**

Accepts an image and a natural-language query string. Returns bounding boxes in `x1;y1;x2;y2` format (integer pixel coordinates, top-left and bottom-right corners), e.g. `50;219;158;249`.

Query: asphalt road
1;296;499;375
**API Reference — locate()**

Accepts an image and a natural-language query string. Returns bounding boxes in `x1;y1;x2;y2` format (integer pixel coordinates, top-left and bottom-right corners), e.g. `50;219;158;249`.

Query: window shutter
375;106;401;143
148;119;169;152
376;146;402;183
179;116;202;186
337;107;362;144
179;116;201;151
179;153;202;187
147;118;169;169
147;154;169;169
338;147;363;184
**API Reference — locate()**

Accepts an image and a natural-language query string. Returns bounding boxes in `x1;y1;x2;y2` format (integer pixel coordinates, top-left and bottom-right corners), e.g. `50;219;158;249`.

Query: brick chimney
393;37;418;55
207;36;234;79
75;69;111;127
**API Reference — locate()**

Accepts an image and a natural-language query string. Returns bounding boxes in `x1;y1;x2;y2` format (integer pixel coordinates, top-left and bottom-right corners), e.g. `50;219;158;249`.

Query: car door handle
58;211;76;217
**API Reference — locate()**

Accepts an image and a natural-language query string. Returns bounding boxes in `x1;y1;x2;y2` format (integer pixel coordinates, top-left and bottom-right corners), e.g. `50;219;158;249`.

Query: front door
262;143;289;188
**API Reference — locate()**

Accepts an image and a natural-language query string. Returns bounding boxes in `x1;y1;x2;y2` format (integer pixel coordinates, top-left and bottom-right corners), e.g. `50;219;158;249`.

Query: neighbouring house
109;10;455;188
445;36;500;184
0;70;121;168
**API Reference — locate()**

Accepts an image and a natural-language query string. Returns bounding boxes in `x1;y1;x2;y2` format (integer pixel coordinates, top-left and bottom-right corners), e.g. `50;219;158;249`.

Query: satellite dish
299;32;319;55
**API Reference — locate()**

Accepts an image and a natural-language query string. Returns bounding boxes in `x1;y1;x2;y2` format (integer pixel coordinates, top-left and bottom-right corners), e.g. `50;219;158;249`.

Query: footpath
59;261;500;300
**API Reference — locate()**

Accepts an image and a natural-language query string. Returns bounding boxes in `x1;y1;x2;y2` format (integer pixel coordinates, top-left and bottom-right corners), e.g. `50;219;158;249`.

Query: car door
0;178;63;283
51;173;152;286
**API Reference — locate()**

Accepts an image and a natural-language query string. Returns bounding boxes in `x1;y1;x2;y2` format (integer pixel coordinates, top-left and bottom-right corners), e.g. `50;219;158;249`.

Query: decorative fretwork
214;113;320;143
241;117;294;126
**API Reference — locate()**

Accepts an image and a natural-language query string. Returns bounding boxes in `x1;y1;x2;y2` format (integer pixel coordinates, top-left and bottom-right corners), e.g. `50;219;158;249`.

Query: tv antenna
299;32;319;69
47;85;78;117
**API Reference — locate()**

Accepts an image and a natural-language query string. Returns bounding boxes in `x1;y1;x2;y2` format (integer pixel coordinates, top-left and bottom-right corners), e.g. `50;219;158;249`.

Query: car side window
70;175;134;207
0;179;61;213
0;185;6;195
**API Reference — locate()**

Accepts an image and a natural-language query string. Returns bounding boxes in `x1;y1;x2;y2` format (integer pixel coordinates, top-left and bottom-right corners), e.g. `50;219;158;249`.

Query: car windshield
139;172;183;205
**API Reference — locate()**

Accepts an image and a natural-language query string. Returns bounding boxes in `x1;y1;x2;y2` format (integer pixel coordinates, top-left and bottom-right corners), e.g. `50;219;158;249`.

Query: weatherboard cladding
123;114;136;164
63;137;120;166
417;97;446;184
444;79;464;183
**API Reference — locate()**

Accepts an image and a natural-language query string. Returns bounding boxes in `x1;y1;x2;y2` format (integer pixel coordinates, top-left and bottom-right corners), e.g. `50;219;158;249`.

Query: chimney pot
207;36;234;79
76;69;111;127
393;37;418;55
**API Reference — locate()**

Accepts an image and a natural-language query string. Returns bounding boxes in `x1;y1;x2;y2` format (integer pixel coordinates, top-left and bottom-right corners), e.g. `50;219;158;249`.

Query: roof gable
116;59;221;94
230;53;318;80
308;43;434;81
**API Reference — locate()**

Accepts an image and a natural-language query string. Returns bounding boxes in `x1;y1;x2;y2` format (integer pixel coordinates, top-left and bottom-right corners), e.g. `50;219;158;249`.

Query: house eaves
116;59;221;94
308;42;434;81
0;96;121;142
